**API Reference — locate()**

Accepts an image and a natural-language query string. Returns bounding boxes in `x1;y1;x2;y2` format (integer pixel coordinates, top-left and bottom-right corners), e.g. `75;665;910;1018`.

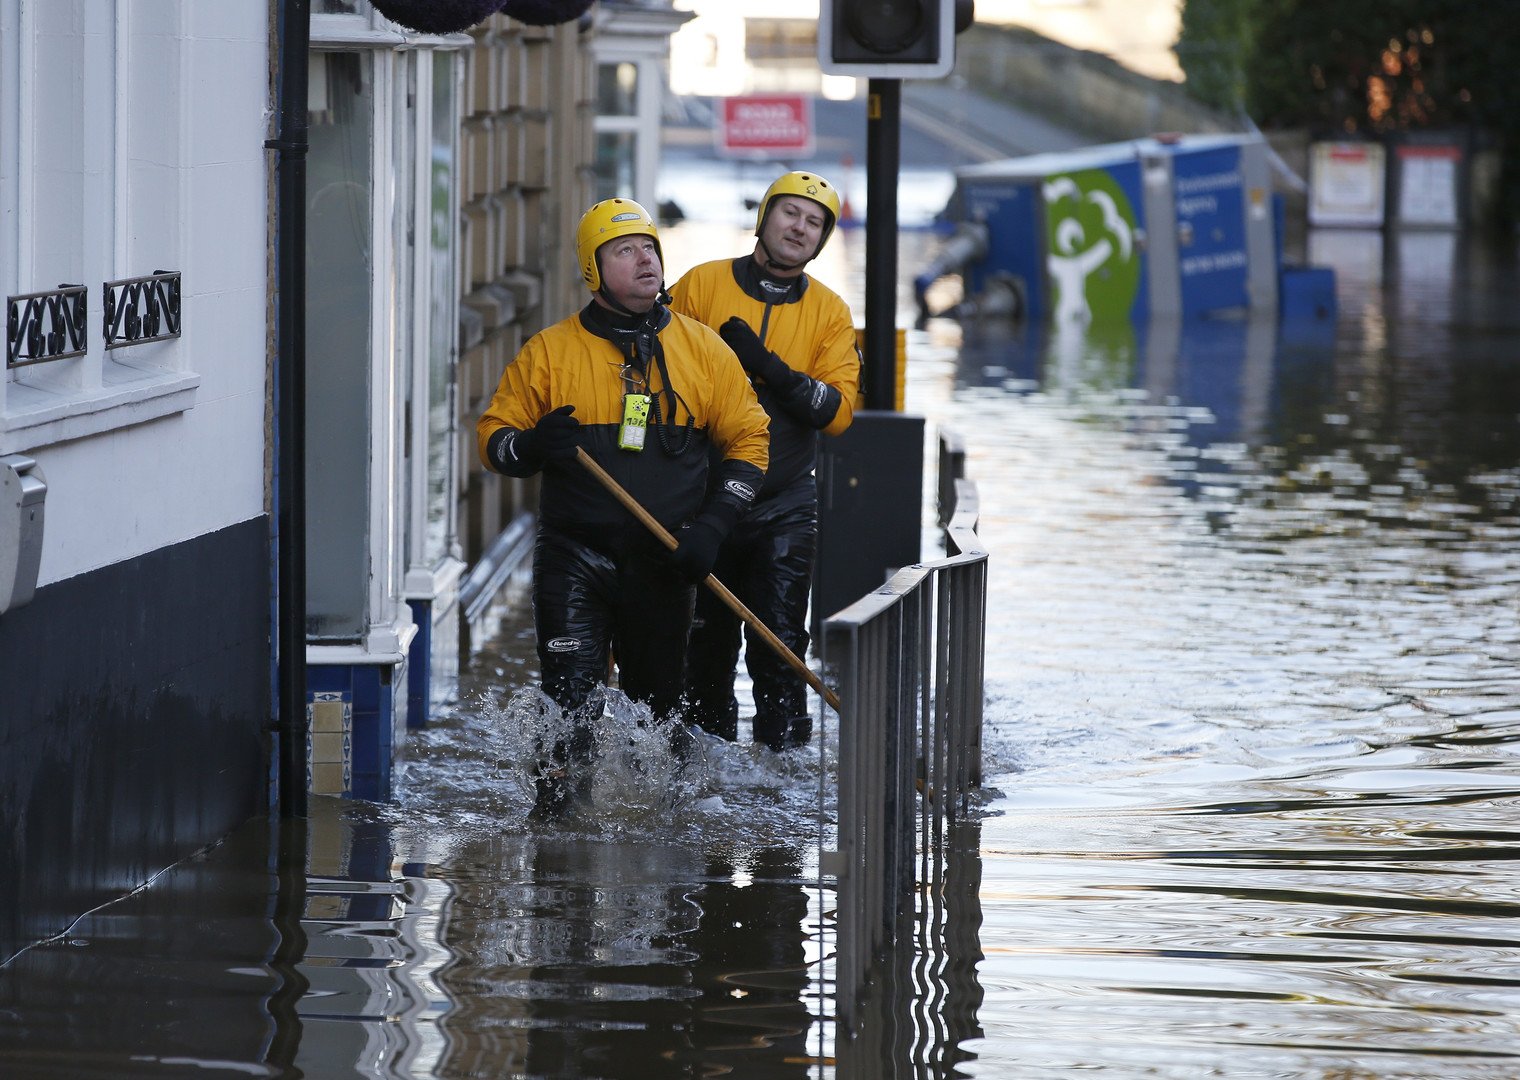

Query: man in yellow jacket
669;171;860;752
478;198;769;817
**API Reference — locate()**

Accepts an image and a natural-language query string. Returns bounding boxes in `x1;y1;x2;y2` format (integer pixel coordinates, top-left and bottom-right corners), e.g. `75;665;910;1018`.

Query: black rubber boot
782;715;812;749
752;714;784;752
528;766;577;822
753;714;813;753
690;700;738;742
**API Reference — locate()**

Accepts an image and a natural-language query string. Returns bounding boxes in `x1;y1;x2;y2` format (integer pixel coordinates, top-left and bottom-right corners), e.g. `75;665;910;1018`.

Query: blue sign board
1171;144;1249;316
962;179;1046;323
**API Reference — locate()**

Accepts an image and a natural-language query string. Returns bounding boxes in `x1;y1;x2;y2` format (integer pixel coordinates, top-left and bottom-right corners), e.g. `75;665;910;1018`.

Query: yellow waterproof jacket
669;257;859;495
476;303;768;540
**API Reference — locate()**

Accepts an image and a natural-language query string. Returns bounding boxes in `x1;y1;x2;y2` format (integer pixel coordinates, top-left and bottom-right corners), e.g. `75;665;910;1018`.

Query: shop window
305;50;375;640
597;62;638;117
423;52;457;567
594;131;637;203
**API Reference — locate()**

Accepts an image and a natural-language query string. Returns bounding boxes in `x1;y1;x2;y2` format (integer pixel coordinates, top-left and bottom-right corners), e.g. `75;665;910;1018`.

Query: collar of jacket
578;299;670;345
732;256;809;306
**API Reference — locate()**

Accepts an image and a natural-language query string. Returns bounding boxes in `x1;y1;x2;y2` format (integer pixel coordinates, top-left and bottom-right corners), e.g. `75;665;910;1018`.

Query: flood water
914;224;1520;1077
3;222;1520;1078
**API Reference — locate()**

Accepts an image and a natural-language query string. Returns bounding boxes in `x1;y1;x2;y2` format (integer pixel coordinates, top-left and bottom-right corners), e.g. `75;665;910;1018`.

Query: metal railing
937;428;966;529
6;285;88;367
103;271;181;350
822;429;988;1069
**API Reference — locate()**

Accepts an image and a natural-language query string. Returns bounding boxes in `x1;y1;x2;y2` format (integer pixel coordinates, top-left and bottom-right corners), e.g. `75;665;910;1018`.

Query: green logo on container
1043;169;1140;323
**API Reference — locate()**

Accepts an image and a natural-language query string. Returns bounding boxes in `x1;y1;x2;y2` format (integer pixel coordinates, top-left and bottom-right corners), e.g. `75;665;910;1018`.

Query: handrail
822;428;988;1062
937;428;967;527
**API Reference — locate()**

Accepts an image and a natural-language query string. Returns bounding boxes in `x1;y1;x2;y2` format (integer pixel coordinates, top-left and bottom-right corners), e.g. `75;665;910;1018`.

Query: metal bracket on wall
0;454;46;614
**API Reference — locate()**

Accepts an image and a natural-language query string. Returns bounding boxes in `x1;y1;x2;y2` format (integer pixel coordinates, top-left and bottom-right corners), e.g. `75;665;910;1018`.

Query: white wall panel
120;3;181;275
9;2;270;587
186;161;266;295
185;34;267;167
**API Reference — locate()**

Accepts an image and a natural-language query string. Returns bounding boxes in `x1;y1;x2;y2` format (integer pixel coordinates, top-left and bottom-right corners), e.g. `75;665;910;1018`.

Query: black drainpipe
268;0;310;819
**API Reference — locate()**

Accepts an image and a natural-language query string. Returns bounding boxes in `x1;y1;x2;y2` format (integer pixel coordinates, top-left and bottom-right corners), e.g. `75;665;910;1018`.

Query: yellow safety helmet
576;197;662;292
754;171;842;257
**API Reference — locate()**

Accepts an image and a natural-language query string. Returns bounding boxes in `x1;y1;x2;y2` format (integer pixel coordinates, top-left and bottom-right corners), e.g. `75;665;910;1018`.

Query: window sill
307;616;420;667
1;365;201;454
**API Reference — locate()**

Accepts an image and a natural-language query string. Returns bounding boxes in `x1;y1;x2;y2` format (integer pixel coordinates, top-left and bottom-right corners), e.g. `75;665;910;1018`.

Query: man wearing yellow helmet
668;171;861;752
477;197;769;818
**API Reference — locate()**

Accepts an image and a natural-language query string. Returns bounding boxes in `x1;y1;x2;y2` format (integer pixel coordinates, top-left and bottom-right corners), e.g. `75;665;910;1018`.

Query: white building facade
0;0;472;958
0;1;272;959
0;0;689;958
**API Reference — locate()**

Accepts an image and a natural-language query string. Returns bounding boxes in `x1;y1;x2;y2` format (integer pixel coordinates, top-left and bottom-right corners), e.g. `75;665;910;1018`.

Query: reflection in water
938;228;1520;1077
0;804;456;1080
382;620;840;1077
428;838;816;1077
291;801;453;1078
838;819;987;1079
0;820;289;1079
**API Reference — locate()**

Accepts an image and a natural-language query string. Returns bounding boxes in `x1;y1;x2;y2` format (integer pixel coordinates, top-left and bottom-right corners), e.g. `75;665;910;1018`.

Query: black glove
719;316;801;391
668;515;726;584
515;404;579;464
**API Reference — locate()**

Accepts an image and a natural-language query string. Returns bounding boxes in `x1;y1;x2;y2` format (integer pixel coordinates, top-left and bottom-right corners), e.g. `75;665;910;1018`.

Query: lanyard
615;327;693;455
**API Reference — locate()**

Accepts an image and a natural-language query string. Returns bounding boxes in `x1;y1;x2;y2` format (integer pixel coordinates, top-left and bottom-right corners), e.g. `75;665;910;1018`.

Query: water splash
457;686;722;833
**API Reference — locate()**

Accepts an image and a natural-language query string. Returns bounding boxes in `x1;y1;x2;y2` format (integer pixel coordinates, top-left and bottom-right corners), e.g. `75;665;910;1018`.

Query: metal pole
269;0;310;819
864;77;901;412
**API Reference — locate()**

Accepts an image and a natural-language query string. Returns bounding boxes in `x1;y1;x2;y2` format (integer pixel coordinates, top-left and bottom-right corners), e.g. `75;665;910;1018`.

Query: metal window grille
6;285;88;368
103;271;181;350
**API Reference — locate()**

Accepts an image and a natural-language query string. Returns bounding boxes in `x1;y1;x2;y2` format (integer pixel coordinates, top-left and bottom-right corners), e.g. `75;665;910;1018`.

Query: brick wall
456;13;596;568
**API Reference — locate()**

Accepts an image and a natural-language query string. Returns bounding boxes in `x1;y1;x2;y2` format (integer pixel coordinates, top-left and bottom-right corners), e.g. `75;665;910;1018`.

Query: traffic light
818;0;970;80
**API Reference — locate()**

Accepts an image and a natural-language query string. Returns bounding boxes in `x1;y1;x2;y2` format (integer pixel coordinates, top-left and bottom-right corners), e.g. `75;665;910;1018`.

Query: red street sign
717;95;814;159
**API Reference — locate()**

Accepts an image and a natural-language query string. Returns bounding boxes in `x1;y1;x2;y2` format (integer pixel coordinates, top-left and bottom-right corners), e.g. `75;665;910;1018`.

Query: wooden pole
577;448;843;713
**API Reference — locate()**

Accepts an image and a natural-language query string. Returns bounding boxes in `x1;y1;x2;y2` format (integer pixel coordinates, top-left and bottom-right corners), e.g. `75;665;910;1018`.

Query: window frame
306;15;468;661
0;0;198;456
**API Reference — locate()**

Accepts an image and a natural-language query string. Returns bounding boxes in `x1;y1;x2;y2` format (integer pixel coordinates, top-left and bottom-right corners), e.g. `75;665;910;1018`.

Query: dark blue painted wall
0;518;271;961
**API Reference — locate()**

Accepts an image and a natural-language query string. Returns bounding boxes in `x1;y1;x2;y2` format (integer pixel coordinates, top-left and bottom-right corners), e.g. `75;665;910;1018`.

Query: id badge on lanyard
618;392;651;451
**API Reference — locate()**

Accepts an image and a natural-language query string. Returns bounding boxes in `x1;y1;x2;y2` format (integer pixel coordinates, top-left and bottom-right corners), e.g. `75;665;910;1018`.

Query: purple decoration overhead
369;0;504;33
497;0;597;27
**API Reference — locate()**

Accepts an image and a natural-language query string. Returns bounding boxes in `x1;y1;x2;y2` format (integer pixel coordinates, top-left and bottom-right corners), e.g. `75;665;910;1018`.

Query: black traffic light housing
818;0;972;80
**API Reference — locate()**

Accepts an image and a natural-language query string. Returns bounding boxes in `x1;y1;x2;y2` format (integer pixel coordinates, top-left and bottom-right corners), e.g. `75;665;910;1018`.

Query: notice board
1309;141;1386;227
